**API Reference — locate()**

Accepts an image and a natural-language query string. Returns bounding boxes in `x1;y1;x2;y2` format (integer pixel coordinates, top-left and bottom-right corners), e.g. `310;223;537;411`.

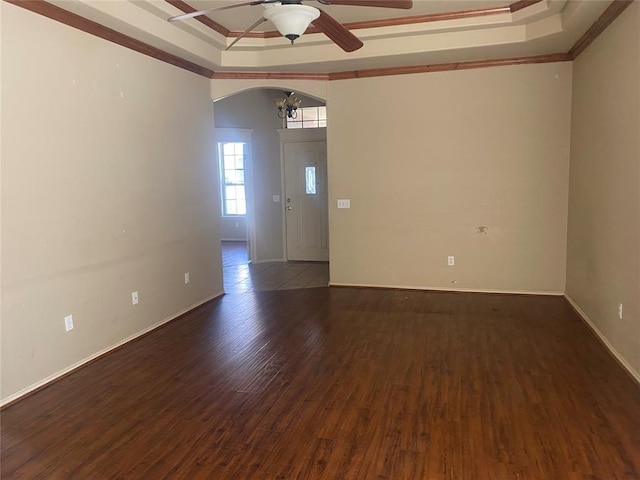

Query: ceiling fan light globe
263;4;320;43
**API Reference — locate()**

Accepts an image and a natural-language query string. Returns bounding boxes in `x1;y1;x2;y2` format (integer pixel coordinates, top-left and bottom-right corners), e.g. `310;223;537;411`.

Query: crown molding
328;53;571;80
5;0;215;78
569;0;633;59
212;71;330;80
211;53;570;81
5;0;632;82
510;0;541;13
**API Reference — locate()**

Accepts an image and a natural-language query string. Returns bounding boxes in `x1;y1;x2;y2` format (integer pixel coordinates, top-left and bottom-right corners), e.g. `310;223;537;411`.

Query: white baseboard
0;291;224;408
250;258;286;265
328;282;564;296
564;295;640;385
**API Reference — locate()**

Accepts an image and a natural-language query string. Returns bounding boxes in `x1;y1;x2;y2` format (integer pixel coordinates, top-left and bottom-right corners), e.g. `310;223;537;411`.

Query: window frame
217;141;248;217
213;128;252;220
218;142;247;217
286;106;327;129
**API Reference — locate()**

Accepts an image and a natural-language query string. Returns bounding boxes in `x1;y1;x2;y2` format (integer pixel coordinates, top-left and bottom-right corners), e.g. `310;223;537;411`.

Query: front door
284;140;329;261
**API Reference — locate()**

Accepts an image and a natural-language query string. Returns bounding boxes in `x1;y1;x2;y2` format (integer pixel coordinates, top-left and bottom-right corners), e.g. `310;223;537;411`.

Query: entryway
222;241;328;293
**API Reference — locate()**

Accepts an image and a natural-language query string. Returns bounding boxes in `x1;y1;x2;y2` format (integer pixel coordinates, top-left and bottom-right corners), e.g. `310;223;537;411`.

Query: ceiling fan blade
226;17;268;50
168;0;275;22
312;10;363;52
320;0;412;9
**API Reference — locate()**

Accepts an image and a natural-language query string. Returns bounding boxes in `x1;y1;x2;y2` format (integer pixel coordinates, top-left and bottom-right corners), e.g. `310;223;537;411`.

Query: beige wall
566;3;640;378
221;217;247;241
1;4;223;403
327;62;573;293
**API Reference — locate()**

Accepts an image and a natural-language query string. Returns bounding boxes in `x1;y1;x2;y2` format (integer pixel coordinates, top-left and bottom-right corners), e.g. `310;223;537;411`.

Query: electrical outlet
64;314;74;332
618;303;623;320
448;256;455;266
132;291;139;305
185;272;190;284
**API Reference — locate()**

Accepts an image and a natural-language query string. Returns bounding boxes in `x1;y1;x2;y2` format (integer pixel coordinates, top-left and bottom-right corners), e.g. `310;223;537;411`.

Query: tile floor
222;241;329;293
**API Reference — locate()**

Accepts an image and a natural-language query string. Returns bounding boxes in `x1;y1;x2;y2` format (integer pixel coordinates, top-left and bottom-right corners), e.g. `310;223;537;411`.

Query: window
219;142;246;216
305;166;316;195
287;106;327;129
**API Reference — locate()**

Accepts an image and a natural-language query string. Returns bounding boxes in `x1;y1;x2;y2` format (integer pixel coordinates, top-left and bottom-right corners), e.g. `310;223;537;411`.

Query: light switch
337;199;351;209
272;195;281;203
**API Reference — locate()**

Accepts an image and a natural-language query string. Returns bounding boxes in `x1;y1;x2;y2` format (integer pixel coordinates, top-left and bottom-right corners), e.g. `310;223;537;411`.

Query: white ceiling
47;0;612;74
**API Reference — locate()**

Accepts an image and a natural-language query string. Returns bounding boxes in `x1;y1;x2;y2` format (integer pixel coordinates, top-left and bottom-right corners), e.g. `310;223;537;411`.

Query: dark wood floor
222;240;249;267
2;288;640;479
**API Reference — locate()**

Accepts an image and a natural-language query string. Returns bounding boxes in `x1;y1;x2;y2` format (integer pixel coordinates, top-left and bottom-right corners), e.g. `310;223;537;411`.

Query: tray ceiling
27;0;618;75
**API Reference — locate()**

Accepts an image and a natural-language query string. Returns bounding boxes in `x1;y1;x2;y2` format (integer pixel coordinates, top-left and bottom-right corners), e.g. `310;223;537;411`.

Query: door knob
286;206;293;211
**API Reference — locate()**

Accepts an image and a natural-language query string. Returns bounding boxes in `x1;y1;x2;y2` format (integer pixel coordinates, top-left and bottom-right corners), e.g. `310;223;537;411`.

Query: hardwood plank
2;288;640;479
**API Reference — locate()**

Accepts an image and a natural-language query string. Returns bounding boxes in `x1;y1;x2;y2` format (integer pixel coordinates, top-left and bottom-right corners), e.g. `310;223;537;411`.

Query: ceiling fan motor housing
263;4;320;43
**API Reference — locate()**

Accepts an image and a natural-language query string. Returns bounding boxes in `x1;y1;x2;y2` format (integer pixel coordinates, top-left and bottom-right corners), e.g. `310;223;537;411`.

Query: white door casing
278;128;328;262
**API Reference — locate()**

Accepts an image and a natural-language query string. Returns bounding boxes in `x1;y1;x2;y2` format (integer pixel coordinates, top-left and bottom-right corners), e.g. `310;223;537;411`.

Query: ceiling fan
168;0;413;52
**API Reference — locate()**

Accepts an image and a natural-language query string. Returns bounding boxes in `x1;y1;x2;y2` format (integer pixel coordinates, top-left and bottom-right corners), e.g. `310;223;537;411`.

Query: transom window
219;142;246;216
287;106;327;129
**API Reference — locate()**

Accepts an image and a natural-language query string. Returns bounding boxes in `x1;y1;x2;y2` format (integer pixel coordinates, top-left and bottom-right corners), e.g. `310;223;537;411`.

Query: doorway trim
277;127;328;261
213;128;256;263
